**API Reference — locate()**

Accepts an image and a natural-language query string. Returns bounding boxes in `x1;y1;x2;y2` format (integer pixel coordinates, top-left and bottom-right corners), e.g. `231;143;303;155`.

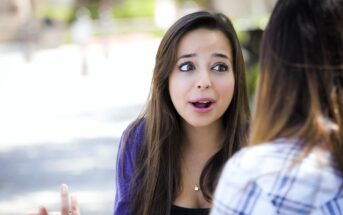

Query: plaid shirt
211;138;343;215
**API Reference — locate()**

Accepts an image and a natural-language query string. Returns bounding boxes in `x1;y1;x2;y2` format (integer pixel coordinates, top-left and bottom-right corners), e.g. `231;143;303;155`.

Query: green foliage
175;0;210;7
236;30;249;46
88;4;100;19
67;4;99;23
112;0;155;18
37;6;73;21
236;30;260;105
246;63;260;105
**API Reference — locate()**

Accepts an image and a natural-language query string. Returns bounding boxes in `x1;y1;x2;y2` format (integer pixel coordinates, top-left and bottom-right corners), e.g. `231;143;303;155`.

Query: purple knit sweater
113;120;145;215
113;120;210;215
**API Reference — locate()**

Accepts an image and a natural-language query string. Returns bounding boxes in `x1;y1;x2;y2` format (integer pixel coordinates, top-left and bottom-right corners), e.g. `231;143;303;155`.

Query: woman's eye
212;63;228;72
179;63;195;72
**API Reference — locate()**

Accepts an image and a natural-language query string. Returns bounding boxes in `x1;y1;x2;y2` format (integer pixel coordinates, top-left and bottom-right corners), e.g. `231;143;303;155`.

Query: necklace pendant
194;185;200;191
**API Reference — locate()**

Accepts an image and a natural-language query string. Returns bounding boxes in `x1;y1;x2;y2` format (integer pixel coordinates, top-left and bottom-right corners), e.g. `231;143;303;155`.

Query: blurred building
214;0;277;18
153;0;277;30
0;0;74;43
0;0;278;48
0;0;33;42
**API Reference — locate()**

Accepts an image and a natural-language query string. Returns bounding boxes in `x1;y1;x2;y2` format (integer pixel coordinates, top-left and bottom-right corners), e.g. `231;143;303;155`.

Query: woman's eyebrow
177;53;196;61
212;53;229;59
176;53;231;61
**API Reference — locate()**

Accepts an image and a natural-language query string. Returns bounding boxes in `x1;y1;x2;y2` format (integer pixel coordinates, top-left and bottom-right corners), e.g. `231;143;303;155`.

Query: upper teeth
198;101;210;103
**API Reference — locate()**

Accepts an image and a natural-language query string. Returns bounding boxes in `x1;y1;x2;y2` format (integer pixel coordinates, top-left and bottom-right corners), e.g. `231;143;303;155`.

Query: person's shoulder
215;138;343;215
240;138;300;155
219;138;303;188
118;118;146;155
122;118;146;143
230;138;300;170
231;138;343;205
213;140;293;215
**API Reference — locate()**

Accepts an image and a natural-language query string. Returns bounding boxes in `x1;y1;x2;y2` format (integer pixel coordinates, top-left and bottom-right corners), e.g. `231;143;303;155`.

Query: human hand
26;184;80;215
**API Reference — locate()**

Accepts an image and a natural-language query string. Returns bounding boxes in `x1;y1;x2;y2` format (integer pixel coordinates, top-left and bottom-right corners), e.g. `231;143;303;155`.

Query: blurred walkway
0;34;160;215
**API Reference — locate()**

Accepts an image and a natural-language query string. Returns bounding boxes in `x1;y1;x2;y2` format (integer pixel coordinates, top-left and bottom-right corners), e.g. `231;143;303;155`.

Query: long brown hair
122;11;250;215
250;0;343;172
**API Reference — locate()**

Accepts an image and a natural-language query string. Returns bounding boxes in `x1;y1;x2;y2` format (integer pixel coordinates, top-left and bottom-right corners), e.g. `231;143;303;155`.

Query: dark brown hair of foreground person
121;11;250;215
250;0;343;172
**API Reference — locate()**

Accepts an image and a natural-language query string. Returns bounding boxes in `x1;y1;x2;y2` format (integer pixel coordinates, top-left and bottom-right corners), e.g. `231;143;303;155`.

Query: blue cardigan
113;120;145;215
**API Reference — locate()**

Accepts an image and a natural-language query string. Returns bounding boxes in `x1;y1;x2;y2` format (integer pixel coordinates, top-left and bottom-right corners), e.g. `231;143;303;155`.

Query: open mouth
191;101;213;109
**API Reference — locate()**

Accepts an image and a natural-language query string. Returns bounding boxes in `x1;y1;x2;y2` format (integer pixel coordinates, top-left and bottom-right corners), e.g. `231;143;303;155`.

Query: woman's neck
182;119;223;155
173;120;223;209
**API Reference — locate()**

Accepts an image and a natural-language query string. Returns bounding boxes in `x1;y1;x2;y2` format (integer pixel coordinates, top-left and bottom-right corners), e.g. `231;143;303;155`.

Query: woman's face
168;28;235;128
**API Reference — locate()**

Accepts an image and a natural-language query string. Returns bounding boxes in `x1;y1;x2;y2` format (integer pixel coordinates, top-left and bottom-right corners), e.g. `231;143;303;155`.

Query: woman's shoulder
228;138;340;176
216;138;343;213
124;118;146;138
228;138;301;171
221;138;343;189
121;118;146;145
117;118;146;159
219;139;291;181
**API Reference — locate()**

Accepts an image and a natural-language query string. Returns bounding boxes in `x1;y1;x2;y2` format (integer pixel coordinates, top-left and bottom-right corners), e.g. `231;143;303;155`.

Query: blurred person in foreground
211;0;343;214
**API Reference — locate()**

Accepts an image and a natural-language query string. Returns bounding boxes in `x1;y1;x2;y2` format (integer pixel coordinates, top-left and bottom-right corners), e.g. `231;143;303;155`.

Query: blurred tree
242;29;263;104
71;0;156;20
176;0;215;9
112;0;155;18
72;0;101;20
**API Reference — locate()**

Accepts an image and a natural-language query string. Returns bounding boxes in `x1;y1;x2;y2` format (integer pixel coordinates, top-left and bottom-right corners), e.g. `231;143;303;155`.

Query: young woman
29;10;250;215
211;0;343;214
114;11;249;215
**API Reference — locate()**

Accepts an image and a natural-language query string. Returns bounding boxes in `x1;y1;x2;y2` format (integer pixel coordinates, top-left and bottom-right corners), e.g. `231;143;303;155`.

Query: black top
171;205;210;215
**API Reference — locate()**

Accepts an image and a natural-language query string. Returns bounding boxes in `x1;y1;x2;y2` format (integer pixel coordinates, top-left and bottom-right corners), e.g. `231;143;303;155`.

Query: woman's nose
196;71;211;89
197;83;210;89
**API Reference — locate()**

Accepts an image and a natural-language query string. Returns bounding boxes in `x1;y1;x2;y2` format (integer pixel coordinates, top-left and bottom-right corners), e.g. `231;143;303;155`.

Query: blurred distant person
71;7;93;76
15;0;36;62
99;0;113;58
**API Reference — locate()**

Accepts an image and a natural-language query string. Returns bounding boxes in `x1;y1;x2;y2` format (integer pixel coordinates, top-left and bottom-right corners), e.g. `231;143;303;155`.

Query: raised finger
25;207;48;215
71;195;80;215
39;207;49;215
60;184;70;215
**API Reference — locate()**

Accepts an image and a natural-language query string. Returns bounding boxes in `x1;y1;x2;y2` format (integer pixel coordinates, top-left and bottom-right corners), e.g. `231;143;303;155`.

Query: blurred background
0;0;276;214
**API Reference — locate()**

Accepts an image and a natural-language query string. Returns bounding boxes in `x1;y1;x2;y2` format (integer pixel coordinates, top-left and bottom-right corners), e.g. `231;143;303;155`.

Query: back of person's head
251;0;343;171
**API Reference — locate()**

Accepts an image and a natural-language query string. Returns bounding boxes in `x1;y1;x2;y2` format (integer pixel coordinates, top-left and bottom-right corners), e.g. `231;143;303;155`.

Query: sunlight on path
0;34;160;215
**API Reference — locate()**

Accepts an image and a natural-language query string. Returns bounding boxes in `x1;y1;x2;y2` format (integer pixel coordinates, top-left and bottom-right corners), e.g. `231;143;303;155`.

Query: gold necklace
182;157;200;192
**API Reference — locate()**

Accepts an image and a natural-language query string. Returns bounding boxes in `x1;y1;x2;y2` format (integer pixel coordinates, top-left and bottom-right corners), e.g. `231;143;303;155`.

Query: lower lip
190;103;215;113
